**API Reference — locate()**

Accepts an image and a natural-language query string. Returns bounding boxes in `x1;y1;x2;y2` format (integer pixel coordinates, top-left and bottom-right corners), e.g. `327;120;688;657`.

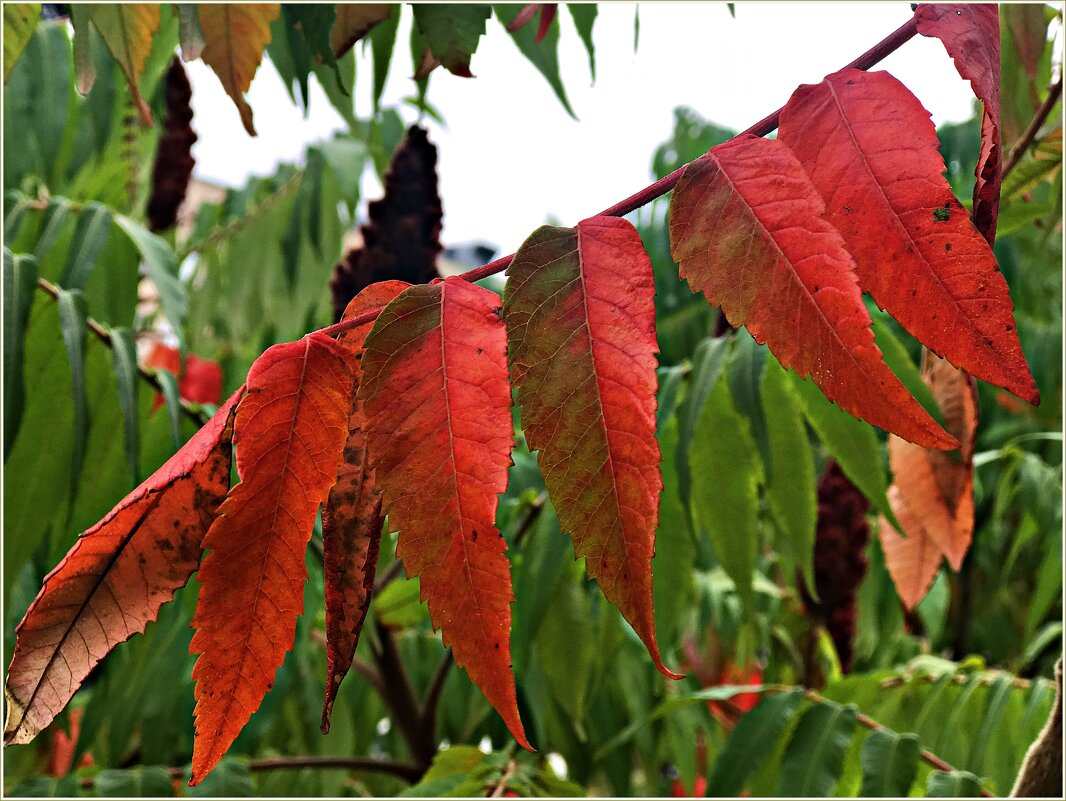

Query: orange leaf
198;4;279;136
358;277;529;749
330;4;392;58
4;389;242;746
320;280;410;733
669;135;956;450
190;334;353;783
504;216;679;680
87;4;161;125
777;69;1035;404
916;3;1001;242
881;354;978;608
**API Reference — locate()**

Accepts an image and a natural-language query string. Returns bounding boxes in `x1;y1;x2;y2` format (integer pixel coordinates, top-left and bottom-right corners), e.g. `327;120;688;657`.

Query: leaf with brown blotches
330;3;392;58
4;388;242;747
320;280;410;733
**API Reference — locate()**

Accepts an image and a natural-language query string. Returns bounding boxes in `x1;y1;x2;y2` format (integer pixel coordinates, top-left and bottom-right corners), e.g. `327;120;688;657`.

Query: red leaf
358;277;529;749
320;280;410;733
505;3;556;42
777;69;1037;405
882;354;978;609
504;216;680;680
189;334;354;783
145;342;225;407
669;136;956;450
535;4;557;43
4;389;242;746
916;3;1001;242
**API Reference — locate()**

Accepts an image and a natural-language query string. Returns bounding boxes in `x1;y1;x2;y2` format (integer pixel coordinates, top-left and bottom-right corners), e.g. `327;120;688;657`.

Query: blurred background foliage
2;3;1062;798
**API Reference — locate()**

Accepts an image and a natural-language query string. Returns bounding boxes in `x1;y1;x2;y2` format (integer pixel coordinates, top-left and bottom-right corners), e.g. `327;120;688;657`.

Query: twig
510;490;548;548
77;755;424;788
35;277;209;425
488;758;519;798
317;15;922;342
371;619;438;768
1002;77;1064;180
373;559;406;594
420;651;455;734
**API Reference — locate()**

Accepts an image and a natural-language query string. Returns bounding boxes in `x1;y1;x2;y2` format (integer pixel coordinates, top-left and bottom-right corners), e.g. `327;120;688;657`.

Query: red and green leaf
777;68;1036;405
504;216;679;680
86;4;161;125
916;3;1001;242
669;135;956;450
190;334;353;783
4;389;241;746
320;280;410;733
358;277;529;748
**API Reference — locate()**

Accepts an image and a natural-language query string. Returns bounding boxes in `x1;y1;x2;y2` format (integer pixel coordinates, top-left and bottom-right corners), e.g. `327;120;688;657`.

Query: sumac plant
2;2;1047;790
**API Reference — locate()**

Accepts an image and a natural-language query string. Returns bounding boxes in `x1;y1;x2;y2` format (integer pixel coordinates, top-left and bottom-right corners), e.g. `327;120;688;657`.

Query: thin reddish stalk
318;15;920;341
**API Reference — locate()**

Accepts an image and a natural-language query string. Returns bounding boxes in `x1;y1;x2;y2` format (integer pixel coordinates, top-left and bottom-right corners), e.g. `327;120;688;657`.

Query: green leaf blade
708;689;804;796
4;249;38;456
109;326;141;484
778;702;857;796
858;729;921;797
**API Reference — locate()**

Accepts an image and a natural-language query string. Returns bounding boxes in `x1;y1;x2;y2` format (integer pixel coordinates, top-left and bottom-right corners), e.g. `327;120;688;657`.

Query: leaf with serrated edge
321;280;409;733
86;4;160;125
331;3;391;58
4;388;241;746
190;335;352;783
778;69;1034;403
198;4;280;136
505;217;679;680
669;135;956;450
359;277;530;748
412;5;489;77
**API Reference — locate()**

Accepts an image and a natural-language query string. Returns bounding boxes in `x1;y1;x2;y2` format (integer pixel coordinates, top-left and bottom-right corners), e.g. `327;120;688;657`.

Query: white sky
186;2;980;256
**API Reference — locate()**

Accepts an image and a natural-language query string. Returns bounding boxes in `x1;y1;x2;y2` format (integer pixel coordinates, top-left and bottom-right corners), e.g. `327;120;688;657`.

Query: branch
34;276;209;425
420;651;454;734
488;758;519;798
371;619;438;768
316;15;921;342
511;490;548;548
1002;77;1064;180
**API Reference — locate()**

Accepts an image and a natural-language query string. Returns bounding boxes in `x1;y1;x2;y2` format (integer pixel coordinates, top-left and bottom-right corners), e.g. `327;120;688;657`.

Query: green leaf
155;366;183;451
412;4;490;76
3;3;40;82
32;197;72;262
3;249;37;456
690;379;762;614
708;689;804;795
60;201;111;289
70;4;97;94
728;333;770;467
186;757;254;797
56;287;90;501
9;774;78;797
494;4;576;118
368;6;399;113
676;336;729;504
114;214;187;347
926;770;985;797
109;326;141;484
373;575;428;629
656;364;685;428
567;4;597;80
176;4;205;60
87;4;161;124
653;418;695;650
968;674;1013;773
778;702;857;796
95;766;174;797
761;359;817;595
858;730;920;797
536;565;594;722
786;367;898;530
870;314;942;426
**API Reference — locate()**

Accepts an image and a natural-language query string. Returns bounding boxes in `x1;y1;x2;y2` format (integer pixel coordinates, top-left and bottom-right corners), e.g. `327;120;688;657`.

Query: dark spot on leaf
945;243;952;252
847;79;854;85
843;204;852;214
986;339;993;346
472;530;478;541
476;347;482;355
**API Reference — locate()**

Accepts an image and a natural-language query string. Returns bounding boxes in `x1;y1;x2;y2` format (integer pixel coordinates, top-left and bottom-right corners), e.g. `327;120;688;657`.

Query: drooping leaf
777;68;1034;403
778;702;857;796
109;326;141;484
69;5;96;95
504;217;678;680
320;280;409;733
567;4;597;80
708;689;804;796
916;3;1001;242
59;202;111;290
3;249;38;456
367;5;399;112
669;135;955;450
675;336;728;506
728;333;770;467
3;389;240;746
359;277;530;748
879;487;945;612
32;198;72;263
411;4;490;77
56;289;90;501
155;367;183;451
691;379;762;615
190;335;353;783
495;4;576;118
198;4;280;136
926;769;986;797
95;766;174;797
86;4;161;125
3;3;40;83
859;730;921;797
330;3;391;58
762;358;817;594
652;418;695;651
176;4;205;61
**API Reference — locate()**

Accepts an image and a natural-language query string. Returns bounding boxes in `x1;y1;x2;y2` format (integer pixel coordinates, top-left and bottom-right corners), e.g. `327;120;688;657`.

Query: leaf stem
1001;76;1064;180
317;14;921;341
34;276;209;425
